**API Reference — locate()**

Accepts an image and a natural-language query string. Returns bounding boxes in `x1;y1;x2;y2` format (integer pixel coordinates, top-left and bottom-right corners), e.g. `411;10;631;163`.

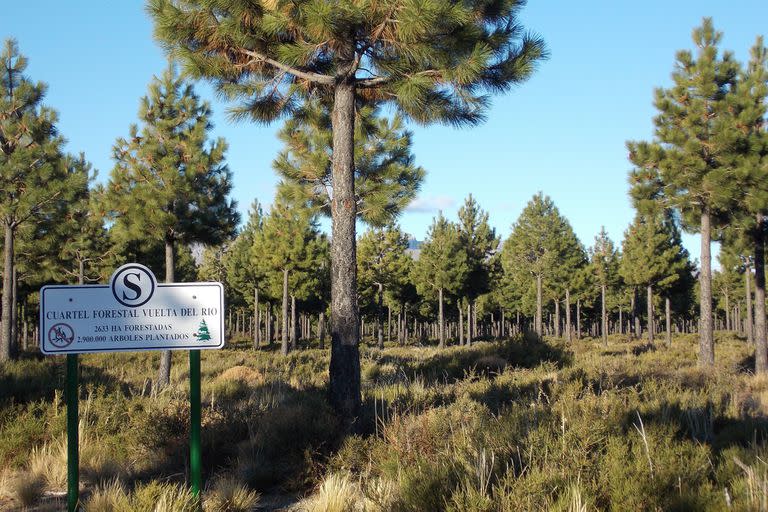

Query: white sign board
40;263;225;355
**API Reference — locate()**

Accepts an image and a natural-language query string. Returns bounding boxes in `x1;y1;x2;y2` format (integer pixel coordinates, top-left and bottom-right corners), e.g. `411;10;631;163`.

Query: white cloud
405;195;456;213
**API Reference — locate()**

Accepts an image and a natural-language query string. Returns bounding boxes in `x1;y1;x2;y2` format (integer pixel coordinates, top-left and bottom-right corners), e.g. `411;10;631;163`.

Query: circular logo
48;323;75;348
111;264;156;307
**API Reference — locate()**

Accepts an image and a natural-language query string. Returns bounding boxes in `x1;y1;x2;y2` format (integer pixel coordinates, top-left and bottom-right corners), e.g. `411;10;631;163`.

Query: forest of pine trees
1;15;768;430
7;4;768;510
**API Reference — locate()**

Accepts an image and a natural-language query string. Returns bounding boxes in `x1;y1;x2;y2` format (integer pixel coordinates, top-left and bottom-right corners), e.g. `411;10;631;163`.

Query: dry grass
83;480;198;512
27;439;68;491
2;332;767;511
216;365;264;386
303;473;367;512
7;470;47;508
82;479;131;512
205;474;261;512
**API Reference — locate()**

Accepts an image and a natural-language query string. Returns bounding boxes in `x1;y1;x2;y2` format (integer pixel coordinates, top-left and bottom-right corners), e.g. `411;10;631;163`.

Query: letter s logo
110;264;157;307
122;272;142;301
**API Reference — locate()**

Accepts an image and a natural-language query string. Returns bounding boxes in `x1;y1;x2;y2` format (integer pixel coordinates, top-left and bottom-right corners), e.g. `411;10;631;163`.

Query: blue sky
3;1;767;265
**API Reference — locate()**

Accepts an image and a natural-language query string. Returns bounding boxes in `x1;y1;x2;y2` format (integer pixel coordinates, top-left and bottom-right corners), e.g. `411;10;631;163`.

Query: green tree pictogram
195;319;211;342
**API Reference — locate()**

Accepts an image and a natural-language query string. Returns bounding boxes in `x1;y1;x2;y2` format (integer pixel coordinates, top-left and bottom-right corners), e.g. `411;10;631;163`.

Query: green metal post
66;353;79;512
189;350;202;502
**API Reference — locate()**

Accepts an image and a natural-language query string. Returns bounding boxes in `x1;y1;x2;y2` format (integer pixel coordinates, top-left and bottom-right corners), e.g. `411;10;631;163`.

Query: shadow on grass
621;400;768;455
369;332;572;388
128;380;340;494
0;351;138;407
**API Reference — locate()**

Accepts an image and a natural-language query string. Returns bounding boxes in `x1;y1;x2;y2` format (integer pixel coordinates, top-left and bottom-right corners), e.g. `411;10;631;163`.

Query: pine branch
239;49;334;85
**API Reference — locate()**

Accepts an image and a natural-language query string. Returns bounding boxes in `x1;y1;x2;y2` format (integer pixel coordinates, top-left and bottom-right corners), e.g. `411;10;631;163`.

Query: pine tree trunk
437;288;445;348
10;268;17;351
536;274;543;337
576;299;581;339
601;284;607;346
554;299;560;338
1;222;15;361
619;306;623;335
403;309;408;343
265;304;271;345
22;311;28;352
647;284;654;344
665;297;672;347
565;289;571;343
699;210;715;365
319;311;326;349
377;283;384;349
633;287;641;339
746;266;754;344
725;293;731;331
281;268;289;356
254;288;260;349
501;309;506;339
328;79;361;423
290;294;297;350
754;214;767;374
156;238;175;390
466;302;472;346
458;302;464;345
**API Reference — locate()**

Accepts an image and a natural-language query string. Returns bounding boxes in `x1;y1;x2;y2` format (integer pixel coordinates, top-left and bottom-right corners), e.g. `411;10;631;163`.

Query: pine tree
357;225;412;349
713;246;743;334
224;201;264;309
726;37;768;373
57;159;112;285
547;216;587;341
274;100;424;226
627;19;740;365
457;195;500;343
195;319;212;341
251;200;329;355
223;202;267;348
412;214;467;348
718;226;756;343
588;228;620;345
569;264;597;340
105;63;239;388
619;213;693;345
12;154;97;288
149;0;546;423
501;193;580;338
198;245;227;284
0;40;87;360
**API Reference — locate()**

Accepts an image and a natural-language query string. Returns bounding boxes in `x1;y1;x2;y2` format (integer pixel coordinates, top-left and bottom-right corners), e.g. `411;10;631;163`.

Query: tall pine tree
357;225;412;349
149;0;546;423
589;228;619;345
501;193;579;337
727;37;768;373
0;40;86;360
457;195;499;344
105;64;238;388
251;200;329;355
627;19;740;365
412;214;467;348
619;213;693;345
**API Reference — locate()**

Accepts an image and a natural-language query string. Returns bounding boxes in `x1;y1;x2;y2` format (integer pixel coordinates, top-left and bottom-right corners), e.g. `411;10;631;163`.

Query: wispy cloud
405;195;456;213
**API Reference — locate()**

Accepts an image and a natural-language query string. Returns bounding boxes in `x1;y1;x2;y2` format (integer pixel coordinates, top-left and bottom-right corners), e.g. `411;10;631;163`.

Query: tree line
3;9;767;430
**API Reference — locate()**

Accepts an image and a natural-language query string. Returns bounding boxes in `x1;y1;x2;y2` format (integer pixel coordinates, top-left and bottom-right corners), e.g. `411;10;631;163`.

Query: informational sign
40;263;225;354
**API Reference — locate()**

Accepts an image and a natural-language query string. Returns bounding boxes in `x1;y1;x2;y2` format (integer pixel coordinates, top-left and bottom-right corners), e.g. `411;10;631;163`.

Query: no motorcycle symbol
48;323;75;348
